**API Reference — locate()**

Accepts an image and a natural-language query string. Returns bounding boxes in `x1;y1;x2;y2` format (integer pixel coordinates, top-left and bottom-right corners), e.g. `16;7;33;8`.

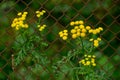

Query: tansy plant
11;10;49;79
54;20;110;80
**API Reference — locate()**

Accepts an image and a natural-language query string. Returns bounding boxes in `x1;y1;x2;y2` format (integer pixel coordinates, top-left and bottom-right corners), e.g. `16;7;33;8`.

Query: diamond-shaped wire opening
102;14;114;26
109;4;120;17
103;45;115;57
28;1;41;10
79;0;100;18
102;30;115;42
2;63;12;76
46;31;57;43
66;7;78;19
45;37;61;57
112;53;120;65
116;15;120;23
109;22;120;33
86;14;100;26
44;16;56;27
0;56;7;68
103;61;115;79
71;1;85;10
58;15;71;27
93;7;108;19
0;55;11;79
110;37;120;49
51;8;64;19
20;0;33;4
44;1;55;11
100;0;114;9
59;45;70;56
98;55;108;66
52;24;62;36
112;63;120;79
14;1;27;11
0;49;11;62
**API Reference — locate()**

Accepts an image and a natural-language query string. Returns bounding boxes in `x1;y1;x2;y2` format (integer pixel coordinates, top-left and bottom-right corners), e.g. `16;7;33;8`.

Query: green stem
20;29;26;44
38;17;41;24
89;43;94;53
76;71;79;80
35;16;42;25
79;37;84;53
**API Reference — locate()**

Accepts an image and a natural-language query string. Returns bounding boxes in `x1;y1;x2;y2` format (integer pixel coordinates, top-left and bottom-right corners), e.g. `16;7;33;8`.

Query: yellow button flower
24;24;28;28
81;29;87;33
86;26;91;30
17;12;22;16
80;33;86;37
60;33;64;37
89;29;93;33
89;38;93;41
96;29;100;33
92;63;96;66
77;29;80;32
92;55;96;58
74;21;79;25
71;29;76;34
23;12;28;15
76;32;81;36
79;25;84;29
86;61;90;65
88;55;91;58
98;27;103;31
97;37;101;41
63;32;68;36
92;30;97;34
85;58;89;60
62;36;67;40
72;34;77;39
94;43;99;47
63;30;68;33
70;21;75;26
74;26;79;29
78;20;84;25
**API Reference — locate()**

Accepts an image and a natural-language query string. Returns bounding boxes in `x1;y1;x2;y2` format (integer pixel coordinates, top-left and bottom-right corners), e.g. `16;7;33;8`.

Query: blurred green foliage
0;0;120;79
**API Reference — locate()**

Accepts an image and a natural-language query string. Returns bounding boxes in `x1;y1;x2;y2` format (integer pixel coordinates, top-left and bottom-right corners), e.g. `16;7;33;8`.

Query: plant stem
79;37;84;53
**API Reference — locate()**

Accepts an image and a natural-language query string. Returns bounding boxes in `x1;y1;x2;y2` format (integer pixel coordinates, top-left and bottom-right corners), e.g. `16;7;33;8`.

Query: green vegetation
0;0;120;80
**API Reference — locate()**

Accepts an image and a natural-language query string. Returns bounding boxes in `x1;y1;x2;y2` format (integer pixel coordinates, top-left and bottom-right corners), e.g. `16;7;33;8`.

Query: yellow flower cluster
59;20;103;47
88;27;103;34
70;20;84;26
70;20;103;39
11;12;28;30
70;20;88;39
71;25;87;39
79;54;96;66
36;10;46;18
37;24;46;31
59;30;68;40
89;37;101;47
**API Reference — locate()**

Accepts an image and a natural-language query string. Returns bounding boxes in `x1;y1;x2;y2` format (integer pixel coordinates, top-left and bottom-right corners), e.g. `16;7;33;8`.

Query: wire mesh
0;0;120;80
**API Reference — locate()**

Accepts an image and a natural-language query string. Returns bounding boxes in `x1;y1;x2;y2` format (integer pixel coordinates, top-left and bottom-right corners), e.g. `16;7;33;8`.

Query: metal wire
0;0;120;80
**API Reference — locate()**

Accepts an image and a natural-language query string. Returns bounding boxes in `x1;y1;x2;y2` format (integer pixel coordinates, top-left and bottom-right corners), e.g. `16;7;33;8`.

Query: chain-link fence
0;0;120;80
